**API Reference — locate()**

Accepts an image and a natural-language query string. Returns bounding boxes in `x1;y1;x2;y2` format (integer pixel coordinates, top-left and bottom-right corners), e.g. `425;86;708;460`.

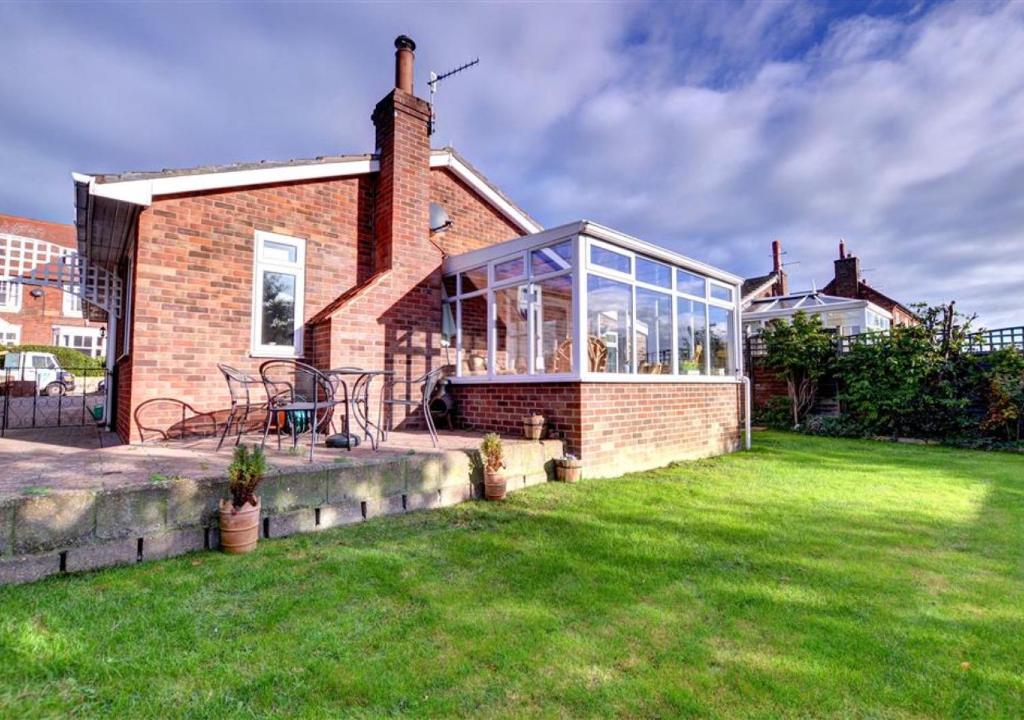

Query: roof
744;290;893;319
822;278;916;320
741;272;780;302
443;220;744;287
73;147;540;236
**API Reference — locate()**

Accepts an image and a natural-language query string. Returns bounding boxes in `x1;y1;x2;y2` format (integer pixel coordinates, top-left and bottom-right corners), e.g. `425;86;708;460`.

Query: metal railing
0;365;108;436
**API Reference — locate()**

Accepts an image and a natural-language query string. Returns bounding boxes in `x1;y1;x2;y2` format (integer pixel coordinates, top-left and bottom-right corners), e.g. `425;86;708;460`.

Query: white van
2;351;76;396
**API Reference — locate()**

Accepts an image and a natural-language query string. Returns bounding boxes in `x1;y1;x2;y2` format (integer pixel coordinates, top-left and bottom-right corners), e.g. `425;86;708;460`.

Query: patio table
325;369;393;450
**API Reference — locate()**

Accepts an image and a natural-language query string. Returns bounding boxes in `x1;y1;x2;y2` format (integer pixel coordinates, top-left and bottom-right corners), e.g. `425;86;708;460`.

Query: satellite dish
429;202;452;233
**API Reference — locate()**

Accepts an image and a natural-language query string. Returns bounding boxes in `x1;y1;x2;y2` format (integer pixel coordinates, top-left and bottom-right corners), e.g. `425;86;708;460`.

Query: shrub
227;445;267;509
801;414;864;438
1;344;106;377
981;349;1024;441
480;433;505;473
755;396;794;430
760;312;835;427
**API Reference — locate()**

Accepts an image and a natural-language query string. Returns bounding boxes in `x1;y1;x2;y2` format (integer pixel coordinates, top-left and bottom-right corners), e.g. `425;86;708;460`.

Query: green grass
2;432;1023;718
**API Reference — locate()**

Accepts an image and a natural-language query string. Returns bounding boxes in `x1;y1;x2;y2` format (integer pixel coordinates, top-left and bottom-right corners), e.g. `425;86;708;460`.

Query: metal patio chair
216;364;267;450
382;366;448;448
259;360;348;462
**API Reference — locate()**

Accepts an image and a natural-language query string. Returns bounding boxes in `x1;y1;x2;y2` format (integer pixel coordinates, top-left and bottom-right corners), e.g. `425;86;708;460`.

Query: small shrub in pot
480;433;507;500
219;445;267;554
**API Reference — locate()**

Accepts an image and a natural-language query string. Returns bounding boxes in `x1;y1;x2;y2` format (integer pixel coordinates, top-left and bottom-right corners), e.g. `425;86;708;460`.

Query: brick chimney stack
770;239;789;296
371;35;432;273
832;240;861;299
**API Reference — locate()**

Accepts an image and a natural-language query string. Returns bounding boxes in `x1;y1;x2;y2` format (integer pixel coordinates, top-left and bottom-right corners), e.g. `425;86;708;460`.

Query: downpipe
740;375;752;450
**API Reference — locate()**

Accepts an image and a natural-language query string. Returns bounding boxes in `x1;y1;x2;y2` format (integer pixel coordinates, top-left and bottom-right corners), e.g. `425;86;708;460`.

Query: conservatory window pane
677;298;707;374
495;285;530;375
709;306;734;376
461;266;488;294
587;275;632;373
494;256;525;283
710;284;734;302
442;301;455;349
535;275;573;374
677;269;706;297
442;274;458;298
531;241;572;276
636;257;671;288
590;244;631;274
637;288;672;374
460;295;488;375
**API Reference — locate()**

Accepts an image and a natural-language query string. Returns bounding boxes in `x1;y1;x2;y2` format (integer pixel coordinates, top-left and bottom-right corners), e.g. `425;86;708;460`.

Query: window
460;294;488;375
0;320;19;347
494;284;529;375
63;288;83;317
53;325;106;358
710;283;734;302
678;298;706;374
531;241;572;276
535;275;573;374
460;266;487;294
493;256;525;283
636;257;671;289
636;288;672;373
709;307;735;375
252;231;305;357
676;269;705;298
587;275;632;373
590;244;631;275
0;280;21;312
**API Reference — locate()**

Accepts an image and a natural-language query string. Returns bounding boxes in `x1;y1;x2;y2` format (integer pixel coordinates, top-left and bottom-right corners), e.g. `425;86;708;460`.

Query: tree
982;349;1024;441
760;311;835;427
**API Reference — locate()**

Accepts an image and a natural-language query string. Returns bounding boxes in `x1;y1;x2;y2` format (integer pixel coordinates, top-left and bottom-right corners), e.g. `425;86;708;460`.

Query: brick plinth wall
453;381;743;478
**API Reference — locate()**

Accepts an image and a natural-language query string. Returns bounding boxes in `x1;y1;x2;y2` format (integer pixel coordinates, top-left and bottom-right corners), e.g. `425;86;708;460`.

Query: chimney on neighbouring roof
394;35;416;93
770;240;789;296
832;240;861;299
371;36;432;273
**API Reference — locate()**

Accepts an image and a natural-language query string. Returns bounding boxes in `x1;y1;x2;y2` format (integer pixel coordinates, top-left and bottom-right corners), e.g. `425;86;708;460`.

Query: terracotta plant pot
484;469;507;501
556;460;582;483
522;414;545;440
219;497;261;554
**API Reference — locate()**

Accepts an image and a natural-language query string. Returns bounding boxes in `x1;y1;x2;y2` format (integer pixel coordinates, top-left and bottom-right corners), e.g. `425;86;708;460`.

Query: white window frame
0;317;20;347
251;230;306;358
52;325;106;358
62;287;84;318
0;278;22;312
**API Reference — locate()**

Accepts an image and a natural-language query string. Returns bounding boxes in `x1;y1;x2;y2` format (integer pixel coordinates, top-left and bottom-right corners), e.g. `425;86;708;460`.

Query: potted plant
219;444;267;554
681;360;701;375
555;454;582;483
522;412;545;440
480;433;507;501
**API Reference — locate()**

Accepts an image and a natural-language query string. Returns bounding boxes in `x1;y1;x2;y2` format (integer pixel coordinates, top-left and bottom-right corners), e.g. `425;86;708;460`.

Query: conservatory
441;221;744;383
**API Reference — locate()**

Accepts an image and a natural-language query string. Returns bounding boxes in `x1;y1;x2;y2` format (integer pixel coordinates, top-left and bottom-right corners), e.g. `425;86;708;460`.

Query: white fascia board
77;159;380;207
430;151;543;235
580;221;744;286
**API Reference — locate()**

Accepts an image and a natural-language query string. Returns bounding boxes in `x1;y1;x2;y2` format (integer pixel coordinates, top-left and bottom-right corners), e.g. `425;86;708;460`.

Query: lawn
2;432;1023;718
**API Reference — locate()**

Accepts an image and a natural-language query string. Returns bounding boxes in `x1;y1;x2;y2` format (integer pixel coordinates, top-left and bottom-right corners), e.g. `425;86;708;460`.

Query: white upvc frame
52;324;106;358
0;317;20;346
250;230;306;358
442;226;744;385
0;277;22;312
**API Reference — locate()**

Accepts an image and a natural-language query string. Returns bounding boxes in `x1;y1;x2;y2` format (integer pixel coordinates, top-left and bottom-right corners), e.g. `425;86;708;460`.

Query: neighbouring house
742;240;916;336
68;36;746;476
0;213;107;357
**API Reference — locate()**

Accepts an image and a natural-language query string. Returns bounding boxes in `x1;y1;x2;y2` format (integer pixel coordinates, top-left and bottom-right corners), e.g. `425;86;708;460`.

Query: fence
0;364;108;435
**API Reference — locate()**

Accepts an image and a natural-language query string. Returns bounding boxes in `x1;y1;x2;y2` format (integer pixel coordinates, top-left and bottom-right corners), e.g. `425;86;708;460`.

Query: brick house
0;213;107;357
72;36;746;476
822;241;917;326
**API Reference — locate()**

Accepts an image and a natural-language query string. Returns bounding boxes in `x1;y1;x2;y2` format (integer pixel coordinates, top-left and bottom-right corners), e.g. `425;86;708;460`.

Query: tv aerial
427;57;479;136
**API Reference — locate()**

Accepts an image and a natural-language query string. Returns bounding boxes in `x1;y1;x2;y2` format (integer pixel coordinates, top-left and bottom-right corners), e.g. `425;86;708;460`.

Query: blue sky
2;1;1022;327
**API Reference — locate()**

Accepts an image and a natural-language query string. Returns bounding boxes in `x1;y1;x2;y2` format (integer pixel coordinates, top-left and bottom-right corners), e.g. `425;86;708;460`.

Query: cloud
0;1;1021;327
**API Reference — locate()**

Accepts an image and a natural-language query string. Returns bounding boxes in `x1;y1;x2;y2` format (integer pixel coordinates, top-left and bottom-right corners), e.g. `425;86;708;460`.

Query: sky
1;0;1022;328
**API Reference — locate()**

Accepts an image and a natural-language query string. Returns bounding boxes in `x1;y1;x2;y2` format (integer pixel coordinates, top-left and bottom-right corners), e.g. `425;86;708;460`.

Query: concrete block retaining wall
0;439;563;585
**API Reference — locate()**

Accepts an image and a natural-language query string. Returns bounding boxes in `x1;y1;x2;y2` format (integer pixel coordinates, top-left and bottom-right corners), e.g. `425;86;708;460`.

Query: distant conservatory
442;221;743;383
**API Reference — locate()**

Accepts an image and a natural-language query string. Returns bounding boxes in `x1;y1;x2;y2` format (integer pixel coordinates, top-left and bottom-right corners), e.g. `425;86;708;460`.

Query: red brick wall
0;214;105;347
453;381;742;477
117;91;526;442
